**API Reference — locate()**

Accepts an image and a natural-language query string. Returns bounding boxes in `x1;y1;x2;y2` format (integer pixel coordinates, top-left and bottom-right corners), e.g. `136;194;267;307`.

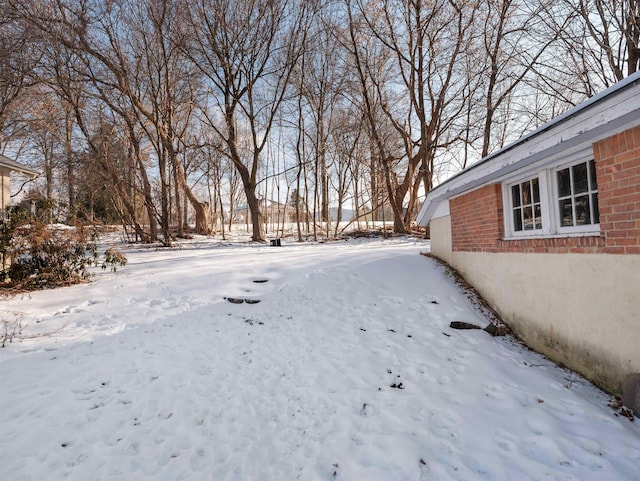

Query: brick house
416;72;640;403
1;154;39;218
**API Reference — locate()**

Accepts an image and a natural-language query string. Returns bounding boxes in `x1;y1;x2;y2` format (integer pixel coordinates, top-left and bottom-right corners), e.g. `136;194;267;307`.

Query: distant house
1;154;39;218
235;199;292;226
416;72;640;401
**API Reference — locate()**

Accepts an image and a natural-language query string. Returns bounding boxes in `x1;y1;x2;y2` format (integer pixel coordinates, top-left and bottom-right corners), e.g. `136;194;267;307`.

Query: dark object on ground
421;252;511;336
483;323;507;336
270;239;282;247
226;297;244;304
253;279;269;283
390;383;404;389
430;300;439;304
622;373;640;417
225;297;261;304
449;321;482;330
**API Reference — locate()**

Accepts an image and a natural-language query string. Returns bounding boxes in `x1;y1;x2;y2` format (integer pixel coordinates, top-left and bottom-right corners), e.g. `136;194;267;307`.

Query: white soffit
431;199;450;219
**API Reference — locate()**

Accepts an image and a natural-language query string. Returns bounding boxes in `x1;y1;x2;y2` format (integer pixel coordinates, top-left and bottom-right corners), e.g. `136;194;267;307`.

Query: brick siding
450;125;640;254
594;125;640;254
450;184;504;252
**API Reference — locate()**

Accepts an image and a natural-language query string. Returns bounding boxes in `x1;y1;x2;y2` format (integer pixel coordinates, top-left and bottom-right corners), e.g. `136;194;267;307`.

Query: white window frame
502;155;600;239
503;174;547;238
550;158;600;236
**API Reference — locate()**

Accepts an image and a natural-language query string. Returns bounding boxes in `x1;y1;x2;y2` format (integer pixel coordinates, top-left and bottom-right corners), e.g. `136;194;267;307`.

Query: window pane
572;162;588;194
589;159;598;190
592;193;599;224
512;184;521;207
513;208;523;231
559;198;573;226
574;195;591;225
558;167;571;197
532;177;540;203
534;204;542;229
523;206;533;230
522;181;531;205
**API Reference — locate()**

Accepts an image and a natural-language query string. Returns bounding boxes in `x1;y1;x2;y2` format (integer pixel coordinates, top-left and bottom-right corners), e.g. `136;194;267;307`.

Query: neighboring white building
1;154;39;217
416;72;640;407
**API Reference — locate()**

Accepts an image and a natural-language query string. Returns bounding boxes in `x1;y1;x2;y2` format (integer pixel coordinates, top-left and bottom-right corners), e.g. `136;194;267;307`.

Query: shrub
1;216;127;290
102;247;128;272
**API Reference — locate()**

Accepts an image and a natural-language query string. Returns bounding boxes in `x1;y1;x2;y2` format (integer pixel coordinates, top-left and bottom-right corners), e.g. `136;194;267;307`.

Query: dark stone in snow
449;321;481;330
226;297;244;304
483;323;506;336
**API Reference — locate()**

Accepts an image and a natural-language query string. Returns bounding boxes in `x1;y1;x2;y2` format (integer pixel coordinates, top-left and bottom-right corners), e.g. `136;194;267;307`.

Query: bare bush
0;312;23;347
1;218;128;290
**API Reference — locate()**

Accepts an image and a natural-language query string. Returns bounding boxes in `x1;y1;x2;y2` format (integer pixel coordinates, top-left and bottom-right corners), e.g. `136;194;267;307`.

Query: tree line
1;0;638;243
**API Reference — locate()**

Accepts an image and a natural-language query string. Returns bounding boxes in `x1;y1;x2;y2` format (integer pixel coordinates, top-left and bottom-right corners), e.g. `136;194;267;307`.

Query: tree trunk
382;158;407;234
172;163;184;237
128;125;157;242
245;184;265;242
64;108;75;223
158;148;171;244
627;0;640;75
193;201;210;235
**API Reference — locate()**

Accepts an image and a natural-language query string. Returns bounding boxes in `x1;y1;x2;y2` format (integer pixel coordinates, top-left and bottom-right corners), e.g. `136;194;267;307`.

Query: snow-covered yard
1;236;639;481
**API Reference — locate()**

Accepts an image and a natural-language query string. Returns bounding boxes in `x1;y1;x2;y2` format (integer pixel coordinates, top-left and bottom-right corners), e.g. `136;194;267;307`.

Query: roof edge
416;71;640;226
0;154;39;178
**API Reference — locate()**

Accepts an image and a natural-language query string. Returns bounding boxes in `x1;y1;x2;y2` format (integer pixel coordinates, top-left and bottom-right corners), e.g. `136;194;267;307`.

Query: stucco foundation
447;250;640;394
429;215;452;264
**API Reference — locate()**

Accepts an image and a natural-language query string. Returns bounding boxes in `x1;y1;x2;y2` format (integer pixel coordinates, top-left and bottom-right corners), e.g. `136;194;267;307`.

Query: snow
1;235;639;481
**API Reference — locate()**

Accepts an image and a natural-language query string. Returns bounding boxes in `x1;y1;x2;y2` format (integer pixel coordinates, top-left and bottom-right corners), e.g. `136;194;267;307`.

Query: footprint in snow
225;297;261;304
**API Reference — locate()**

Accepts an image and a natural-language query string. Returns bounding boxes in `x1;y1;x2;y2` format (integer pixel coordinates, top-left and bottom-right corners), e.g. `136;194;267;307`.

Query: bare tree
569;0;640;78
15;0;211;236
109;0;210;235
185;0;312;241
540;0;639;99
35;21;160;239
0;1;40;149
478;0;563;158
345;0;477;232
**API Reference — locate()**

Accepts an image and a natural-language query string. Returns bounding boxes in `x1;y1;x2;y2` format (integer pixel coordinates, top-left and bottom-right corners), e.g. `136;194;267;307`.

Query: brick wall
450;124;640;254
594;125;640;254
450;184;503;252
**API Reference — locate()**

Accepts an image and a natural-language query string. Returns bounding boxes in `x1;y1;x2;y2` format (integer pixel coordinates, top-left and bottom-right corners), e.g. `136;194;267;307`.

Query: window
556;159;599;228
503;158;600;238
511;177;542;232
